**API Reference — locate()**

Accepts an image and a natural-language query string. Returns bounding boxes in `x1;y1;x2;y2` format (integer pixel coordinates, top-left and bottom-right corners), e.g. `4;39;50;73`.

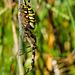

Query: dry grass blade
0;8;8;15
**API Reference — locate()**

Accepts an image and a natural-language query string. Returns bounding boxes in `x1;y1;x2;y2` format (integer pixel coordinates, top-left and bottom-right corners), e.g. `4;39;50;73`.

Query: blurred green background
0;0;75;75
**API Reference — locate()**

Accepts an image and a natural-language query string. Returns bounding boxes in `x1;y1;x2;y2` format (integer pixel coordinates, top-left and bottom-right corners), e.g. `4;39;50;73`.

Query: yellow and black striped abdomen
20;4;35;29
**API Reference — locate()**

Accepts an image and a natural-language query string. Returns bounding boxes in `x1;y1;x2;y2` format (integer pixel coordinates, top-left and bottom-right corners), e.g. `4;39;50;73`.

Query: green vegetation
0;0;75;75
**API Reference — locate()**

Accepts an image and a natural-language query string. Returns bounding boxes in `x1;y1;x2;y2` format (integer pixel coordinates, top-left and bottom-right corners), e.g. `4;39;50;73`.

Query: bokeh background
0;0;75;75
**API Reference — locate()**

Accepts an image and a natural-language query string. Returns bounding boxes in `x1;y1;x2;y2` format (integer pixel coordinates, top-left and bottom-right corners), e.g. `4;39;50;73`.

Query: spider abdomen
20;4;35;29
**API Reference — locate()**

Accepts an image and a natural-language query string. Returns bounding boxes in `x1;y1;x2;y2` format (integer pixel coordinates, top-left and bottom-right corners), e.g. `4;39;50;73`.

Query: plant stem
18;0;23;75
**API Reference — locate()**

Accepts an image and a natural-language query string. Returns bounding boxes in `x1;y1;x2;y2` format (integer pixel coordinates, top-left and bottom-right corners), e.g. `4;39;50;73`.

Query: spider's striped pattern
19;3;35;30
19;0;36;75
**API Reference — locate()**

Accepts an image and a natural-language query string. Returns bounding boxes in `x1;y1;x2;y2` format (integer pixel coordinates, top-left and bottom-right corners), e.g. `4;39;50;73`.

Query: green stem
43;2;70;20
66;0;75;32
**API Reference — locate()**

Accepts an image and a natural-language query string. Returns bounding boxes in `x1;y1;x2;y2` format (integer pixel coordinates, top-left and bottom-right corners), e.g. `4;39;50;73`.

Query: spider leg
19;49;32;56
